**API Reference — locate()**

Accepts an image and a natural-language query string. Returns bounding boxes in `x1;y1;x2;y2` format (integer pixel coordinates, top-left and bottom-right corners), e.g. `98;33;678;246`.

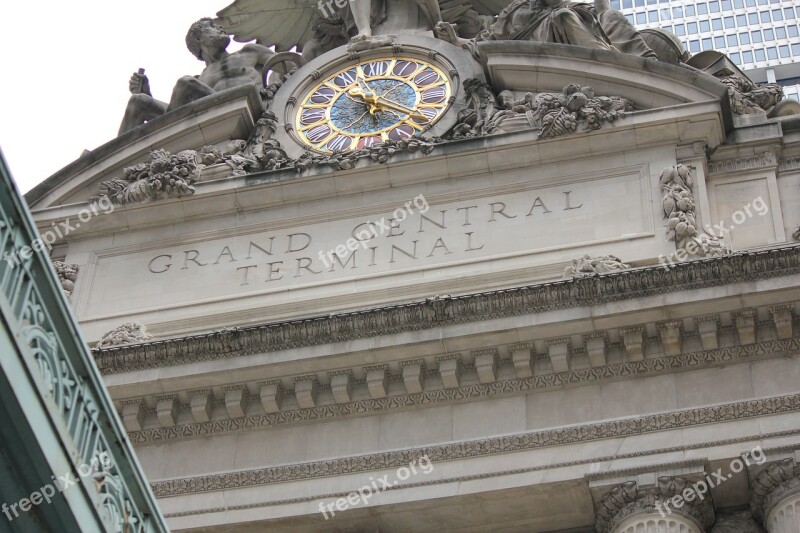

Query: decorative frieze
126;337;800;444
147;392;800;497
93;247;800;374
509;343;533;378
708;151;778;175
563;254;630;278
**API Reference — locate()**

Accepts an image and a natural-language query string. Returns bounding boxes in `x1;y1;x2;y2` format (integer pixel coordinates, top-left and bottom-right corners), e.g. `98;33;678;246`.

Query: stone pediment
25;85;262;210
477;41;732;117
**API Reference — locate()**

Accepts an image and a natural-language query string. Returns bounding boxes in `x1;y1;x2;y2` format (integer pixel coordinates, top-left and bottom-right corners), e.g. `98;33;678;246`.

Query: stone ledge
94;245;800;374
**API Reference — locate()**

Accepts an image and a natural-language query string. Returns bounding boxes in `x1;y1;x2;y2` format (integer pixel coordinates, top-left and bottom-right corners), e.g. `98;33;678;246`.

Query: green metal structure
0;149;167;532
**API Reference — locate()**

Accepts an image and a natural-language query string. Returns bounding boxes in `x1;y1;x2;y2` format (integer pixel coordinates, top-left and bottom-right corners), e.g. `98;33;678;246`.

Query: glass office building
614;0;800;101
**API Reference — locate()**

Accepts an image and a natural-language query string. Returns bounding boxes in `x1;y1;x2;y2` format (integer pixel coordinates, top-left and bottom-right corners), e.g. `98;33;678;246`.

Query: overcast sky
0;0;247;194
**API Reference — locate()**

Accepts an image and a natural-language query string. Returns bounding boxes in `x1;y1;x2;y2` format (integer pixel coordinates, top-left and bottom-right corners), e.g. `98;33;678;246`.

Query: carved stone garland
51;260;79;297
659;164;727;259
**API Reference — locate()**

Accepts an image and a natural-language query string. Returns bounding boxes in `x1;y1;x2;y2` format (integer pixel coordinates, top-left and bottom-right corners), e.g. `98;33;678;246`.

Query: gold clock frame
293;57;453;154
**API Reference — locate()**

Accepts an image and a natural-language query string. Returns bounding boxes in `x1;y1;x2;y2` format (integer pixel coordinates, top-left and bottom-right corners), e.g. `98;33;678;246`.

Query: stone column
594;478;713;533
751;458;800;533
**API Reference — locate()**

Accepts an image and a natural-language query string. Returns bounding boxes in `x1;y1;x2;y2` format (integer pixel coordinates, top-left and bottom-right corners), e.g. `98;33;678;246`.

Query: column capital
750;457;800;529
594;477;713;533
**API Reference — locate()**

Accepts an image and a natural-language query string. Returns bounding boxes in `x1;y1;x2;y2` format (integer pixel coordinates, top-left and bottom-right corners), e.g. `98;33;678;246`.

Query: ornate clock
270;35;483;158
294;58;452;153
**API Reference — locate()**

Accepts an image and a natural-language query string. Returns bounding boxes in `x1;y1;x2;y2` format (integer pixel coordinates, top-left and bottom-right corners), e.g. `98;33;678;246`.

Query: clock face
294;57;452;153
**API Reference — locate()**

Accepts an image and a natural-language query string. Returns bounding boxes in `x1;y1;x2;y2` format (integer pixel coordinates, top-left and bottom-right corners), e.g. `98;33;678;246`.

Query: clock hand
375;97;429;122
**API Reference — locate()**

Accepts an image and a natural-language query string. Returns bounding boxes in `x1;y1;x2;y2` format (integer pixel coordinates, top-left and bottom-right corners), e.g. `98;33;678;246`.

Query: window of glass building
748;12;759;24
648;10;658;22
780;45;790;57
752;30;762;43
730;52;741;64
661;8;670;20
727;34;737;46
743;50;753;63
764;28;774;41
673;6;683;18
790;26;799;38
785;7;795;19
700;20;710;31
714;36;725;48
722;0;731;9
703;37;713;49
636;12;646;23
745;0;755;6
710;1;720;12
793;43;800;56
686;4;696;15
724;16;734;28
611;0;620;8
767;46;778;60
712;18;722;30
755;48;766;61
734;0;743;7
776;27;786;39
772;9;783;21
698;3;708;14
688;21;698;33
736;14;746;26
760;11;771;23
689;40;701;52
674;24;685;35
739;32;750;44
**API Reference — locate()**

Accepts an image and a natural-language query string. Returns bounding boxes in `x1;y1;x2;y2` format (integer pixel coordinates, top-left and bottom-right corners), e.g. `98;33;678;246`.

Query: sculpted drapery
483;0;656;58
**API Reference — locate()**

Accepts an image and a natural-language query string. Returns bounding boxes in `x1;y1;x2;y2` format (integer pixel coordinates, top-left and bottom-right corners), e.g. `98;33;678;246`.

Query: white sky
0;1;248;194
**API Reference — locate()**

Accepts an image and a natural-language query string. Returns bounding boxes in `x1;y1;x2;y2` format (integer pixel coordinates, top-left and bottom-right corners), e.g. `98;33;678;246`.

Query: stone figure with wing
215;0;510;59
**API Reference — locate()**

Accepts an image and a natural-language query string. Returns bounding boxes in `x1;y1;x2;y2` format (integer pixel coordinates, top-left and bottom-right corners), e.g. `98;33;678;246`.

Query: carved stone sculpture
595;477;714;533
118;18;276;135
710;509;764;532
96;322;153;348
95;149;200;205
563;254;629;278
659;164;727;258
750;458;800;528
51;261;78;297
722;75;784;115
436;0;655;58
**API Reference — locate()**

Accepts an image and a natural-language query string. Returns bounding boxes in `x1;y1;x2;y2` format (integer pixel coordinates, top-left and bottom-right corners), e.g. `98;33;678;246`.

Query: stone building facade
23;2;800;531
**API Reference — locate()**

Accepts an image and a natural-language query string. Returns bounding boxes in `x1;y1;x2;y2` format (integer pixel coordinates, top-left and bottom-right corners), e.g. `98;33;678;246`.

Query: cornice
127;336;800;444
160;429;800;518
94;245;800;374
707;151;778;175
150;391;800;499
